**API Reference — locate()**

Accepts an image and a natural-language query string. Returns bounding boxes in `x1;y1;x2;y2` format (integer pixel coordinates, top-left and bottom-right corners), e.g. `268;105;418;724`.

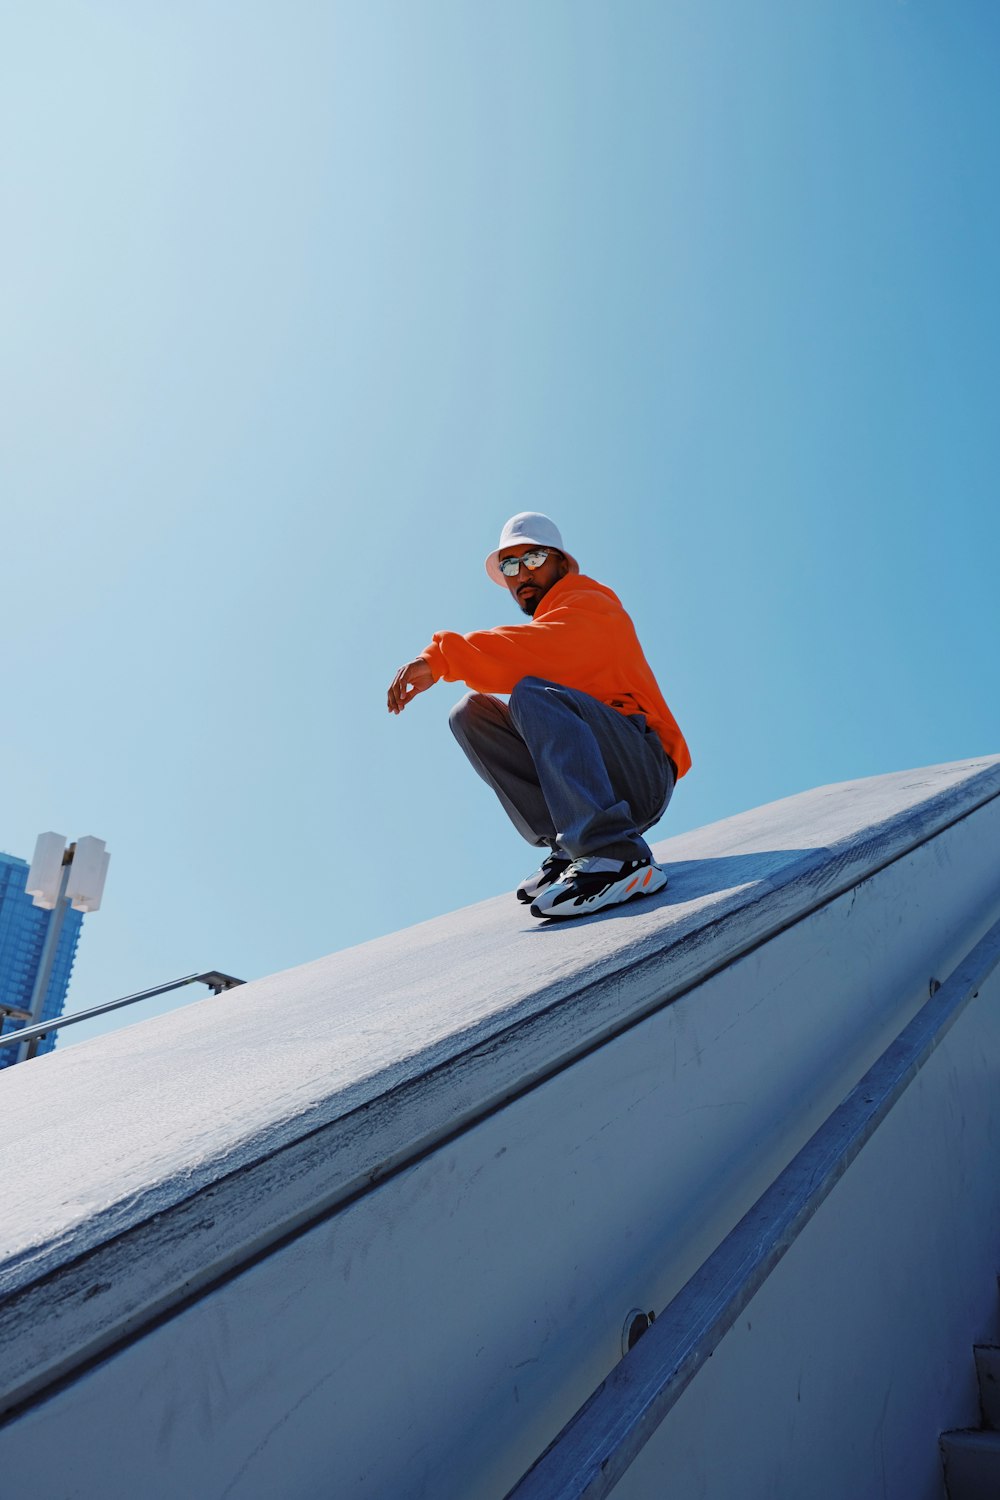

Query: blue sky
2;1;998;1045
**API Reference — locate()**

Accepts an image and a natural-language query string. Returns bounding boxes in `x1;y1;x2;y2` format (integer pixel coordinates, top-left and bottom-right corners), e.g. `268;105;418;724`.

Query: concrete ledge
940;1429;1000;1500
507;914;1000;1498
975;1345;1000;1430
1;756;999;1419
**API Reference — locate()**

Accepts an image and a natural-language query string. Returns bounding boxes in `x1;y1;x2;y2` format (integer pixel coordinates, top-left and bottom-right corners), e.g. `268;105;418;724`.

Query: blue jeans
449;676;676;862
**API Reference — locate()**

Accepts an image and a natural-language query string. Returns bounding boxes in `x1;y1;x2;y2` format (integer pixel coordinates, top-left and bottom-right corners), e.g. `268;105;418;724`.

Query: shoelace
563;856;639;881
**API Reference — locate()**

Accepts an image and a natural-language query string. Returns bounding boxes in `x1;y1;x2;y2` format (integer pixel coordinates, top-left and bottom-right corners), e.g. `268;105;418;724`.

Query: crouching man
387;512;691;919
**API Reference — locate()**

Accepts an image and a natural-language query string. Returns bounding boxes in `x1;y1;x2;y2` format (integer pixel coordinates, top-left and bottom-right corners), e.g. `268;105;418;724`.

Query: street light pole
18;851;73;1064
17;833;111;1065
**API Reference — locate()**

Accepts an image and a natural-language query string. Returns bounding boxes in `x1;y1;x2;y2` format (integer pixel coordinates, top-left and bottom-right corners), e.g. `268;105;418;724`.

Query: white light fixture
66;836;110;913
26;833;68;910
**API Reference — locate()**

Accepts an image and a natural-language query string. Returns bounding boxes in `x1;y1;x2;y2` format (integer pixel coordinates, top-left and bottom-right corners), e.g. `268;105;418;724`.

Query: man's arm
387;657;436;714
389;589;614;709
421;597;614;695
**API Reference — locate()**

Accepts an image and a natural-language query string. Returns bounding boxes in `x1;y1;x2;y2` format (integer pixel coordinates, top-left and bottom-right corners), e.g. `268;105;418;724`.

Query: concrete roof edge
2;755;1000;1304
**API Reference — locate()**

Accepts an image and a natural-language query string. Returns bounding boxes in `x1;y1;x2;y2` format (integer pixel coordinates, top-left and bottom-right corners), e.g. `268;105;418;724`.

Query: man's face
499;546;570;616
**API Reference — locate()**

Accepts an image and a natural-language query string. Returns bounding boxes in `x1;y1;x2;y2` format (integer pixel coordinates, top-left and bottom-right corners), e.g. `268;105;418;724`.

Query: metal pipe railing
0;971;244;1062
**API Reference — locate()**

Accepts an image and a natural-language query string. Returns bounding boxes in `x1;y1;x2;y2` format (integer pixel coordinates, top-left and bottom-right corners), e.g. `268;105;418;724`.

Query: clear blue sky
2;1;998;1045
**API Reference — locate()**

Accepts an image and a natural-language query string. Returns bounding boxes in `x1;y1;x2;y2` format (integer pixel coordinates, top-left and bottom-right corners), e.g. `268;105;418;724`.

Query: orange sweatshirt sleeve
420;595;615;694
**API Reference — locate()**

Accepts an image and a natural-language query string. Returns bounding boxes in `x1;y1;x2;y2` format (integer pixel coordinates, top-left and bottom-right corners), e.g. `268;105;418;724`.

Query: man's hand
387;657;435;715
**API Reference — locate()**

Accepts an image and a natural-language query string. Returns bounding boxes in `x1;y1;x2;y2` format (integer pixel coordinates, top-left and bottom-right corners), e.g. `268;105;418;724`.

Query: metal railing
0;971;245;1064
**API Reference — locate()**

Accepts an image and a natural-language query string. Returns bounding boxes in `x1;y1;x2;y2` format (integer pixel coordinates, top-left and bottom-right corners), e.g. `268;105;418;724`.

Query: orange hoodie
420;574;691;778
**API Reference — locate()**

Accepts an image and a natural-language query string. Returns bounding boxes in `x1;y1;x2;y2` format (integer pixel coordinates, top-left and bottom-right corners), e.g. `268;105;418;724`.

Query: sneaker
529;855;667;920
517;851;572;904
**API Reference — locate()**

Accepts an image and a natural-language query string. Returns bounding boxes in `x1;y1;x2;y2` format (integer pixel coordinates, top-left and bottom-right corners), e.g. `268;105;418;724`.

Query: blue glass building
0;851;84;1067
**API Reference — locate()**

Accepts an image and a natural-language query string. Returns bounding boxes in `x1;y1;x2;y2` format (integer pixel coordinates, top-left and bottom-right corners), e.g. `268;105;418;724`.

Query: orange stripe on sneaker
625;877;638;893
643;869;653;887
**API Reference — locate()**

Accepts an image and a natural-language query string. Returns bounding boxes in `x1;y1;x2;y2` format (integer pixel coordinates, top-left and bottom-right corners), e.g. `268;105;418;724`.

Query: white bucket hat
485;512;580;586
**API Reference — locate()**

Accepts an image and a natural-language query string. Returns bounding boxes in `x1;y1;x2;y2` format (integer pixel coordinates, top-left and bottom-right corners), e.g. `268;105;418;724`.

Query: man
387;513;691;919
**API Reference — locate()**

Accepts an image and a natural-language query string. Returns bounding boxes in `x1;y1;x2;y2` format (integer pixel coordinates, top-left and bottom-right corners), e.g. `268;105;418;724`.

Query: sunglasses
498;548;553;578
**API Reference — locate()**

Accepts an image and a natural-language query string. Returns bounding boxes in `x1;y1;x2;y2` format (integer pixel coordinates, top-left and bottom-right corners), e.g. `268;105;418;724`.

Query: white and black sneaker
529;855;667;920
517;851;572;904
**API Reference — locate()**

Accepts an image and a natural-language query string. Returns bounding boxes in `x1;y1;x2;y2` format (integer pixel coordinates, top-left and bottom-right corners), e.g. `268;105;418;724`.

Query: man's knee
448;691;477;737
449;691;498;744
510;676;577;729
509;676;559;711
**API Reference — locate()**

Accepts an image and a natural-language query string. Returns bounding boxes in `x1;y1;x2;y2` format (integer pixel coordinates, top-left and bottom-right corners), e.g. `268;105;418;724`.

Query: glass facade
0;851;84;1068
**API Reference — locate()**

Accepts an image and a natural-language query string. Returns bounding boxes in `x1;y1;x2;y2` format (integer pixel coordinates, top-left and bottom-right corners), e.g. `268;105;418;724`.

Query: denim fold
449;675;675;862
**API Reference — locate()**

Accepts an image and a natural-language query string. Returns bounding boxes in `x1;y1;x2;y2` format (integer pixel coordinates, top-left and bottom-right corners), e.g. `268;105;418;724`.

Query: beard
517;587;540;616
